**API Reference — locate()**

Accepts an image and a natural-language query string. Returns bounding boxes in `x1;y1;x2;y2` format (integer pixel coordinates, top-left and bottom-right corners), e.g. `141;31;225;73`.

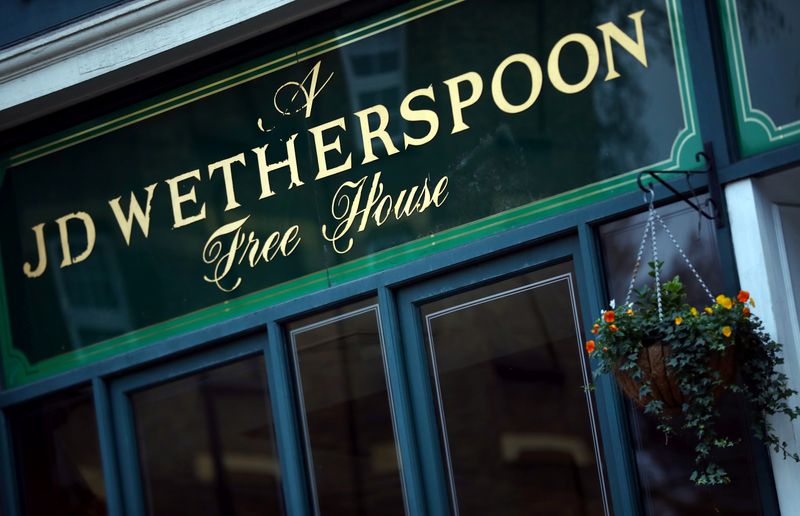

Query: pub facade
0;0;799;514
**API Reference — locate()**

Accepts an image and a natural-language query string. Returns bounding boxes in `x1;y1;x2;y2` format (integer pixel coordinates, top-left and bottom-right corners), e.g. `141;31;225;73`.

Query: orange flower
603;347;609;353
743;306;751;317
609;324;618;332
675;316;683;326
737;290;750;303
626;309;634;316
604;310;615;323
722;326;732;337
716;294;733;310
591;323;600;334
586;340;596;353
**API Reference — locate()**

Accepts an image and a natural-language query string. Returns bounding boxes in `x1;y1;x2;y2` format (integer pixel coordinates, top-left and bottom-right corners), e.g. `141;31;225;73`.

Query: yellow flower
626;308;634;316
675;316;683;326
722;326;732;337
690;307;699;317
705;307;714;315
749;297;756;307
716;294;733;310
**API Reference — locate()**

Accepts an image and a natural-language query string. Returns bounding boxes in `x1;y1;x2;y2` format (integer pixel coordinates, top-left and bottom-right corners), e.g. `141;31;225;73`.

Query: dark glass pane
421;261;607;515
289;299;404;515
734;0;800;128
599;199;763;515
132;355;283;516
10;386;106;516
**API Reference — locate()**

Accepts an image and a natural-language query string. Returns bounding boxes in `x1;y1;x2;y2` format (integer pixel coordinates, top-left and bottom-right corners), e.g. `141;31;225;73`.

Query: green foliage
586;262;800;485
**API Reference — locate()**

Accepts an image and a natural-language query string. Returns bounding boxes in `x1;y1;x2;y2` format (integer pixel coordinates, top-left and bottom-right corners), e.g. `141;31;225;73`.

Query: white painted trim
0;0;347;128
726;176;800;516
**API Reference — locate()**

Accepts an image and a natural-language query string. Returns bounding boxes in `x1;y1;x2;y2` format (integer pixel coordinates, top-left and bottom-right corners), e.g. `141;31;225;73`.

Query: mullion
577;223;643;516
377;287;427;516
92;378;124;516
0;408;20;516
265;321;313;516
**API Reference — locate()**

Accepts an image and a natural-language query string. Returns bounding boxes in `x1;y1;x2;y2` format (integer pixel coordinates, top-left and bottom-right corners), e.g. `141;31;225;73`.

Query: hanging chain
623;189;716;317
653;209;716;303
649;202;664;321
624;203;654;307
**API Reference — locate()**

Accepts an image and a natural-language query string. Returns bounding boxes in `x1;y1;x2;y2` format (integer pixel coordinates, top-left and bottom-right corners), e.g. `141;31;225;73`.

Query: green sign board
719;0;800;157
0;0;701;387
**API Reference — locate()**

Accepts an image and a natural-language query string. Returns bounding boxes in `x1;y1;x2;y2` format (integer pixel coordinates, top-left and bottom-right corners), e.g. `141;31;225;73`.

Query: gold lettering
548;33;600;94
273;60;334;118
108;183;158;246
322;172;449;255
443;71;483;133
491;53;543;114
208;153;247;211
251;134;304;199
22;223;47;278
202;215;301;292
55;212;96;268
310;117;353;180
354;104;400;164
166;169;207;229
400;85;439;149
597;10;647;81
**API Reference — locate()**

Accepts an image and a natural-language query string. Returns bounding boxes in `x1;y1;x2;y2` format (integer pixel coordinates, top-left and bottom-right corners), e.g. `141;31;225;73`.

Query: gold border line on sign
9;0;463;167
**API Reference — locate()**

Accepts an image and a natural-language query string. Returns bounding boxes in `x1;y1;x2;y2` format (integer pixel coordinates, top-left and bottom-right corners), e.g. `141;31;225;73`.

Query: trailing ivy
586;262;800;485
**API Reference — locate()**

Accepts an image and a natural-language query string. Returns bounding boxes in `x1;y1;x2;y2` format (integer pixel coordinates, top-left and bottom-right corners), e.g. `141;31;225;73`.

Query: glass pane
421;261;607;515
721;0;800;155
131;355;283;516
599;200;763;515
10;386;106;516
289;299;404;515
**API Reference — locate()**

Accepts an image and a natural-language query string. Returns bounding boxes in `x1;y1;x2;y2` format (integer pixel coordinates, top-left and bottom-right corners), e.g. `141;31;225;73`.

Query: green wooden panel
719;0;800;156
0;0;702;387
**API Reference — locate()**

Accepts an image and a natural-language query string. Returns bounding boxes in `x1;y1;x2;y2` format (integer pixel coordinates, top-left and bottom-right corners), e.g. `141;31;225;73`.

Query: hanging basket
586;190;800;486
613;340;736;412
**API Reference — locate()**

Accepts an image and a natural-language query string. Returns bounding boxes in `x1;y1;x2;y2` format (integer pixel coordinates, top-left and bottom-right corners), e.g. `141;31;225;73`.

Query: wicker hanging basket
613;340;736;412
610;192;735;412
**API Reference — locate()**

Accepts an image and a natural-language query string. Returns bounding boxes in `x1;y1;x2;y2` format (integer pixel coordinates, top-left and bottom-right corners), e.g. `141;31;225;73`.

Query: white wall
726;170;800;515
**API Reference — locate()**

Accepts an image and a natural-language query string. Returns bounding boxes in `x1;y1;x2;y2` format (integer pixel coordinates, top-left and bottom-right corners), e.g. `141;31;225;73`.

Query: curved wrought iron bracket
637;142;725;228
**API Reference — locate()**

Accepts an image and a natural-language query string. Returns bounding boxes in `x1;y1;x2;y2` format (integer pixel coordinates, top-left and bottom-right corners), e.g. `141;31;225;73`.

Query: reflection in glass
132;356;283;516
289;299;404;516
735;0;800;128
421;262;607;515
599;200;763;515
10;386;106;516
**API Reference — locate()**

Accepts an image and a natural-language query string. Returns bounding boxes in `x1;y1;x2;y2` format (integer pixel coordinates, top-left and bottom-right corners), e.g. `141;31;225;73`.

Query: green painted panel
0;0;701;387
719;0;800;156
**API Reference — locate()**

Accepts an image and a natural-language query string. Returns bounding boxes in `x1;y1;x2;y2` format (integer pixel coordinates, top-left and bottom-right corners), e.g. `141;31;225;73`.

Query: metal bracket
636;142;725;228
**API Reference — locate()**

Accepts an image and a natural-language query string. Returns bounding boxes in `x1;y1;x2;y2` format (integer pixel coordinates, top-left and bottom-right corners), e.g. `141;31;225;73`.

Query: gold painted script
19;10;648;292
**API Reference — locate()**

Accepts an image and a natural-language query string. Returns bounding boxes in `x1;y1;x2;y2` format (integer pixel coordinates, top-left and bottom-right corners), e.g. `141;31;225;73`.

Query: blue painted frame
395;233;640;515
0;409;20;516
109;331;275;516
